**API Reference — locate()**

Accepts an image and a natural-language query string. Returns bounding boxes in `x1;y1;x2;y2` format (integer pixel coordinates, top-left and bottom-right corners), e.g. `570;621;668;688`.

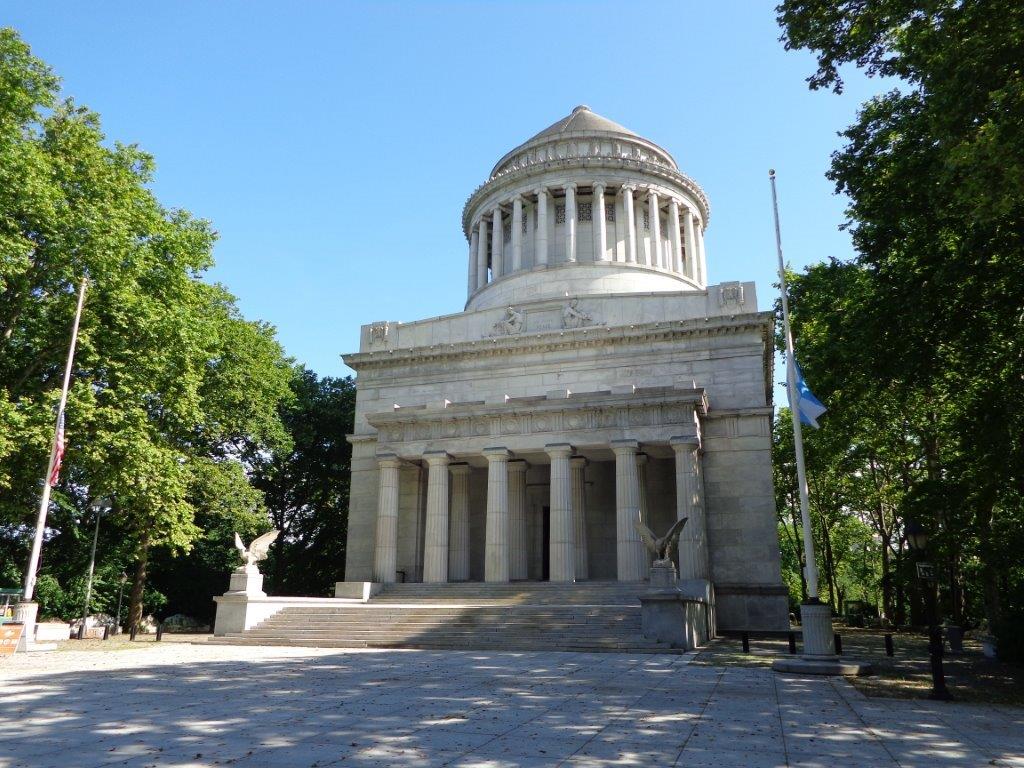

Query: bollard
741;632;750;654
102;625;110;641
885;633;894;657
834;633;843;655
788;631;797;655
76;623;85;640
129;624;137;641
156;623;163;642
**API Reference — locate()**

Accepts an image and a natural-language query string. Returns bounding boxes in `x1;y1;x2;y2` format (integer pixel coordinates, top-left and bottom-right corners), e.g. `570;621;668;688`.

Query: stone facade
343;106;788;631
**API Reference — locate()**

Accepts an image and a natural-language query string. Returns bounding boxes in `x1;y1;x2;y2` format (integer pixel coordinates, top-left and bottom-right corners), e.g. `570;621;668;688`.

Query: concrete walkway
1;642;1021;767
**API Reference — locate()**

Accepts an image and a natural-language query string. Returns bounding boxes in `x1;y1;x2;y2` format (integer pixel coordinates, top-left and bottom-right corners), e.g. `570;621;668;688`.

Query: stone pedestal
799;601;834;656
772;601;873;676
226;570;266;597
650;560;678;590
640;592;709;650
13;602;36;653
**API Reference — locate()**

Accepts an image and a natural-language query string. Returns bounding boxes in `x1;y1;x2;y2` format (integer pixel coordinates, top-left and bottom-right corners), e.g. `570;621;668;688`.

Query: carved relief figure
493;306;524;336
562;298;592;329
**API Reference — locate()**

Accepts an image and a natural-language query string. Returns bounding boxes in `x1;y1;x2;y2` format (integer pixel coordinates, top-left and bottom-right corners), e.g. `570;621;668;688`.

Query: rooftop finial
572;104;590;114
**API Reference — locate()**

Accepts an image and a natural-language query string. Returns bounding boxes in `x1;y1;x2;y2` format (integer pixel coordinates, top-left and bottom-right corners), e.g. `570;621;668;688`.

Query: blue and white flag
790;361;827;429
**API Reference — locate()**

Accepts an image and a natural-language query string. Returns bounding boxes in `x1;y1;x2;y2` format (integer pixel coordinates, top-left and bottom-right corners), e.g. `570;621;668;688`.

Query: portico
363;387;708;585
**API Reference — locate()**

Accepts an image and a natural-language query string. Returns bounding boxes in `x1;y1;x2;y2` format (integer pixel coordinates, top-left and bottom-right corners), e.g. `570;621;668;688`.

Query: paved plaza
2;642;1022;767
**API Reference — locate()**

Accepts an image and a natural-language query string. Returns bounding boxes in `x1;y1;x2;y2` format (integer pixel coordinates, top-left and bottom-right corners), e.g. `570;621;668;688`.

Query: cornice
343;312;773;371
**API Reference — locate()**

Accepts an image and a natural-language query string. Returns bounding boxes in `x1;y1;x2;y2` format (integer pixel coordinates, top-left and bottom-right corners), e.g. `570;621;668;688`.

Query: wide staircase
210;582;679;654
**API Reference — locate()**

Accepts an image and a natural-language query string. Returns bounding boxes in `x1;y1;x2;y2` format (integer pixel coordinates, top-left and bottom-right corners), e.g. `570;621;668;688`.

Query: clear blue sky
6;2;882;382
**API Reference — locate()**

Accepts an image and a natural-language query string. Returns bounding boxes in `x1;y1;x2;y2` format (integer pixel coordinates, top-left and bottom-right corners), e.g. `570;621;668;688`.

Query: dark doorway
542;506;550;581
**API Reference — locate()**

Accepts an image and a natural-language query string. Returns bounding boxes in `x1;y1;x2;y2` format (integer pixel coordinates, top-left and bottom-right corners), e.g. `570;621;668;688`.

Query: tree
253;368;356;597
777;1;1024;655
0;28;293;628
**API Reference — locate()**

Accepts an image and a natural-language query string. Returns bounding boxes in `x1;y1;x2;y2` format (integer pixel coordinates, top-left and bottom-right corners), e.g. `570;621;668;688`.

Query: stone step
206;637;680;654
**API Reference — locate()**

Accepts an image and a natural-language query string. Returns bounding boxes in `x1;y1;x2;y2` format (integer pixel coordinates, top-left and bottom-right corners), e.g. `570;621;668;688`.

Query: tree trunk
128;533;150;632
880;533;893;625
894;540;906;626
976;499;1001;632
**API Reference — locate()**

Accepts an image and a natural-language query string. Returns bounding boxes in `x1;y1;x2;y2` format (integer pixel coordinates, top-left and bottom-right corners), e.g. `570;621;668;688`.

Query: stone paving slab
1;643;1021;767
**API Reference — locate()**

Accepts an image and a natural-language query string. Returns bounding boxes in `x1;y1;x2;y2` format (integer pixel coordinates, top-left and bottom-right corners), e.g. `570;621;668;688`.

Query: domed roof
530;104;638;141
489;105;677;178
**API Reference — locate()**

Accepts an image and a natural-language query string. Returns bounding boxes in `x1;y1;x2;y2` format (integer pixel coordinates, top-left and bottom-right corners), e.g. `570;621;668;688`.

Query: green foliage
0;28;293;626
776;1;1024;641
254;368;356;597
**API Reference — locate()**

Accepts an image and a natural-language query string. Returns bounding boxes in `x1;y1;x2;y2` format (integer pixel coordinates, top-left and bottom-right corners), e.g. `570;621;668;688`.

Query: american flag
48;410;65;486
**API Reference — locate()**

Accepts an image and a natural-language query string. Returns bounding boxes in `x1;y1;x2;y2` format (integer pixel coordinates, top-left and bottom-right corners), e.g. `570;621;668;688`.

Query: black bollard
834;633;843;655
156;623;164;642
788;631;797;654
885;633;894;657
741;631;750;653
129;624;137;641
102;625;110;641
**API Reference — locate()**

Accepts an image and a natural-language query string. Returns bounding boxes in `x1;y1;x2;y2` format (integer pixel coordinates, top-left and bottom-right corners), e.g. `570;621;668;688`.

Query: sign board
0;622;24;656
916;562;937;581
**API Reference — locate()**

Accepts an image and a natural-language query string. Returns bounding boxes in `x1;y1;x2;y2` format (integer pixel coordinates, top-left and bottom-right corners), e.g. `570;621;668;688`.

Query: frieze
365;397;704;447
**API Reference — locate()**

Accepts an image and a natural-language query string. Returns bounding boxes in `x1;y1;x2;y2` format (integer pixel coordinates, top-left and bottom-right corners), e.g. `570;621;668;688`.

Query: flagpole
22;277;88;603
769;170;821;603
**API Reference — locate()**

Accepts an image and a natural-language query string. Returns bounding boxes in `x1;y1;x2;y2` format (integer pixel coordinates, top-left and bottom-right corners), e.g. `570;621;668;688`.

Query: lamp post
80;497;112;639
114;571;127;635
906;518;952;701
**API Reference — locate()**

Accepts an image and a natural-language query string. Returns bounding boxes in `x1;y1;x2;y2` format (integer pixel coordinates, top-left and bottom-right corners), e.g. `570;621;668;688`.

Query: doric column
511;196;523;272
683;210;697;281
372;454;402;584
491;207;503;278
611;440;647;581
508;459;528;580
448;463;471;582
483;447;511;583
546;443;575;582
636;453;652;569
476;218;489;289
468;229;479;295
592;183;608;261
671;436;708;580
422;451;451;583
648;191;661;268
571;456;589;580
621;185;636;263
696;219;707;284
564;183;577;263
535;187;549;266
668;198;682;273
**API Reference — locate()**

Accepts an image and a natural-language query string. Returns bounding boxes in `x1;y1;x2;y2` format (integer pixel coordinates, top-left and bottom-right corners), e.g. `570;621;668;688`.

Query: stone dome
462;106;710;311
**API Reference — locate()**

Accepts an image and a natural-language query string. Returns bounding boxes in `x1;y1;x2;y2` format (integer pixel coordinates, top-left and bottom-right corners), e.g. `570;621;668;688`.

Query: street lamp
80;497;112;639
905;518;952;701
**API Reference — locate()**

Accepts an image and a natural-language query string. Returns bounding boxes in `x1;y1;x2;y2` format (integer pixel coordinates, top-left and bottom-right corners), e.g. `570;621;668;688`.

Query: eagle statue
233;530;280;574
634;513;688;564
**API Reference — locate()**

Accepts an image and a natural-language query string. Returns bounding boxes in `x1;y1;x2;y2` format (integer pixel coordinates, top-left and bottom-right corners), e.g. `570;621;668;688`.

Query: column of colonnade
671;436;708;580
611;440;647;581
483;447;511;582
508;459;528;580
546;443;575;582
467;185;706;294
422;450;451;583
370;437;707;586
571;456;589;580
448;463;471;581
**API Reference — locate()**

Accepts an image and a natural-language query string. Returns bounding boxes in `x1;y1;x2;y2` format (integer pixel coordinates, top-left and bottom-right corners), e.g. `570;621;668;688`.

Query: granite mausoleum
340;106;788;633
